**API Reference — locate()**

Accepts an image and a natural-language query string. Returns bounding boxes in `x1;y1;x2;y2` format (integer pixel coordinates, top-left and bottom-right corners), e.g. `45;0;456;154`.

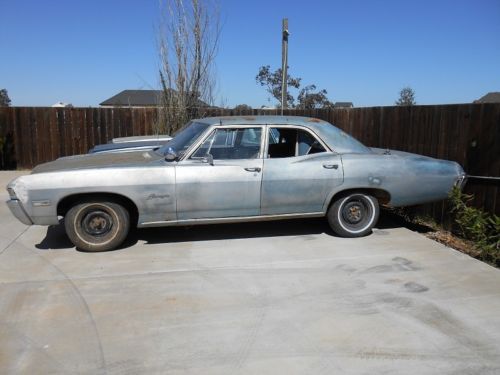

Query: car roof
194;115;329;127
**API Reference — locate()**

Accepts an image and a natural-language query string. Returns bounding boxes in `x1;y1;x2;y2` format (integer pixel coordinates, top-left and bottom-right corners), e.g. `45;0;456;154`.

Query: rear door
261;126;343;215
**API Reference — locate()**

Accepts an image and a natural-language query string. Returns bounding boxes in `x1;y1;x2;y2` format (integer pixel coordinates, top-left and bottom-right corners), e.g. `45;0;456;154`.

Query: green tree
395;87;416;106
255;65;301;108
0;89;11;107
233;104;252;111
297;85;334;109
256;66;333;109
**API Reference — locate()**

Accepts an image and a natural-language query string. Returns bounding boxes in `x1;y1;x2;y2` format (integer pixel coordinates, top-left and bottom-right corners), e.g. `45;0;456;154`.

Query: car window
191;127;262;160
268;128;326;158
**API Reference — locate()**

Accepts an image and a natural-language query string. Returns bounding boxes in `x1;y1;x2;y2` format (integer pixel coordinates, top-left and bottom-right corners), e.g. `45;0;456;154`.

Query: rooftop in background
334;102;354;108
100;90;162;107
474;92;500;103
52;102;73;108
99;89;212;108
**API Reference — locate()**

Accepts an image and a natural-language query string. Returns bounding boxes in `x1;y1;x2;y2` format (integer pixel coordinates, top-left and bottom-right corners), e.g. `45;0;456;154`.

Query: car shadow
35;211;411;252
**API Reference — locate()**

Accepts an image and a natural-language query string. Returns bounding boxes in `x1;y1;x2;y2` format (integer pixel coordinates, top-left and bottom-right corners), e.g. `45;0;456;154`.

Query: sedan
6;116;466;252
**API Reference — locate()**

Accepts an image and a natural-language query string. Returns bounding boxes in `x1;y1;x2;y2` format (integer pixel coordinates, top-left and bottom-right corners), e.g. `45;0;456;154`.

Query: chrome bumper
6;199;33;225
455;173;468;190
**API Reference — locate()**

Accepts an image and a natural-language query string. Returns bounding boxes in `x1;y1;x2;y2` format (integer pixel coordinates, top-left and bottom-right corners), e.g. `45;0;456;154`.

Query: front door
176;126;264;220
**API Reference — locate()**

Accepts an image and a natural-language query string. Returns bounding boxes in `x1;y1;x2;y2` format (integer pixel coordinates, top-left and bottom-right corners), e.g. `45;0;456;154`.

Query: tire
327;193;379;237
65;201;130;252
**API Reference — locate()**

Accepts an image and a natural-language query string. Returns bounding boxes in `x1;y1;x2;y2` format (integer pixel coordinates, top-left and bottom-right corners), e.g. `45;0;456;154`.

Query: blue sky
1;0;499;107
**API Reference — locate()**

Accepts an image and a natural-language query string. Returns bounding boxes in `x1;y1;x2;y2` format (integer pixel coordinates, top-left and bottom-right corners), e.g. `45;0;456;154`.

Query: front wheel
327;193;379;237
65;201;130;252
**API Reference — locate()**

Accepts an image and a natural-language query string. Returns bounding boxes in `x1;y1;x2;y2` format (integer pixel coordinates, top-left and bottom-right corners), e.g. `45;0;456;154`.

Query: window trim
184;125;266;161
265;125;331;159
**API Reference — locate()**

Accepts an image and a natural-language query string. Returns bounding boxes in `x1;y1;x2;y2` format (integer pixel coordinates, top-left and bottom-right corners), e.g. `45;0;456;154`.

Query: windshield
156;121;210;157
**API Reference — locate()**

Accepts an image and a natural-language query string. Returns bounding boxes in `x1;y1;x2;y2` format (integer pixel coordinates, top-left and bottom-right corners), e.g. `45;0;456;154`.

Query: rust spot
307;118;322;123
242;116;256;121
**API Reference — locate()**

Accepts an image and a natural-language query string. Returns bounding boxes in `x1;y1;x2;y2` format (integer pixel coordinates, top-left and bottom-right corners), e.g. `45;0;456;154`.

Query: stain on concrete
363;257;420;273
404;282;429;293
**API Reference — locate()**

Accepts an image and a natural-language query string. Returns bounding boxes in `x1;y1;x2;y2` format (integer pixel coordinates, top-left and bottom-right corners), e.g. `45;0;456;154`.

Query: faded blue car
6;116;466;252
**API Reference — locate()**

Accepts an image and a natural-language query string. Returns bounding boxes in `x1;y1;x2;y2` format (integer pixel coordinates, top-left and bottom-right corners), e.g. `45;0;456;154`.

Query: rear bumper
455;172;468;190
6;199;33;225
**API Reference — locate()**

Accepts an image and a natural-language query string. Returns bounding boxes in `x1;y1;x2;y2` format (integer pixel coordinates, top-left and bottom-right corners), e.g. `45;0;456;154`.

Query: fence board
0;104;498;216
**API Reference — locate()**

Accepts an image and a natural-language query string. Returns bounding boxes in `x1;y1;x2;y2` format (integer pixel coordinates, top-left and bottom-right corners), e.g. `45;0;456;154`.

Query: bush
449;187;500;267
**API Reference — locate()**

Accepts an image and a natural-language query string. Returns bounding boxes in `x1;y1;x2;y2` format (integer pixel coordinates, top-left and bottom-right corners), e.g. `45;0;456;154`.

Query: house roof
334;102;353;108
100;90;162;106
100;89;212;107
474;92;500;103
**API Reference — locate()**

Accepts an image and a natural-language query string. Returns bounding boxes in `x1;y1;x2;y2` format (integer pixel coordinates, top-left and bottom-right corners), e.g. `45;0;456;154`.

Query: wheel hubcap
83;211;113;236
342;201;365;224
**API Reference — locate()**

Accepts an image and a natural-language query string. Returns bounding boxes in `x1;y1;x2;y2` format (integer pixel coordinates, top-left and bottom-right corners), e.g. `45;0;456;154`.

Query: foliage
297;85;334;109
0;89;11;107
233;104;252;111
395;86;416;106
255;65;301;108
157;0;220;134
449;187;500;266
255;66;334;109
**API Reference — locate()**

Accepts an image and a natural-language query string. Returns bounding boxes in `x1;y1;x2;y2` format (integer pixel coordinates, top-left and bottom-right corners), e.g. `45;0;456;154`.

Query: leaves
255;65;333;109
0;89;11;107
449;186;500;266
395;87;416;106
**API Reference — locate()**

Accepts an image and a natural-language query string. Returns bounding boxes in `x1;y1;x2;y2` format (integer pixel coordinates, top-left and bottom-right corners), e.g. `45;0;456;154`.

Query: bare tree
395;87;416;106
157;0;220;134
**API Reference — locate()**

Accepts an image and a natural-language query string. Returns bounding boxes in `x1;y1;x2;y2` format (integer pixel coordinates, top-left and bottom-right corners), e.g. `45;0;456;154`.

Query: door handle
323;164;339;169
244;167;261;172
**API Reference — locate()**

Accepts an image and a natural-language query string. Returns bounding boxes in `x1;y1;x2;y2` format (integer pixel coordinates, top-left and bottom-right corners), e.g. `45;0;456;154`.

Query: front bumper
6;199;33;225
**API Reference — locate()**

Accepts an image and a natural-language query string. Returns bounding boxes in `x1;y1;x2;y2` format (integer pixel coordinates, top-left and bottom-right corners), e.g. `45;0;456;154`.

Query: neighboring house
52;102;73;108
100;89;211;108
334;102;354;108
474;92;500;103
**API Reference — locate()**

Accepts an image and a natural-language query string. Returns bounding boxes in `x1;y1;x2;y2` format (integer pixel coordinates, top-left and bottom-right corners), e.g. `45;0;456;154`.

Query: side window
268;128;326;158
191;127;262;160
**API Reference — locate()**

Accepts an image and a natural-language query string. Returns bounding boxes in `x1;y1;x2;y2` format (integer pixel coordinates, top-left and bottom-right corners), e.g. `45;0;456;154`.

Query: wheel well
57;193;139;226
329;188;391;207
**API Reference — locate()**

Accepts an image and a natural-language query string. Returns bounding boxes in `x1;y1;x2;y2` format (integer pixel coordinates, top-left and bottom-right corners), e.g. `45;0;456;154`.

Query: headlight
7;187;17;199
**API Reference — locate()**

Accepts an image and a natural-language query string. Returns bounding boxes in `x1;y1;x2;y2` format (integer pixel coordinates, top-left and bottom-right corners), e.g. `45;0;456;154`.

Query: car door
175;126;264;220
261;126;344;215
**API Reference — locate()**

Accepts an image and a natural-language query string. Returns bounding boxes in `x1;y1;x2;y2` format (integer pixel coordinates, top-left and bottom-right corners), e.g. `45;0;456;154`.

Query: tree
233;104;252;111
395;87;416;106
157;0;221;134
0;89;11;107
255;65;301;108
297;85;334;109
255;66;333;109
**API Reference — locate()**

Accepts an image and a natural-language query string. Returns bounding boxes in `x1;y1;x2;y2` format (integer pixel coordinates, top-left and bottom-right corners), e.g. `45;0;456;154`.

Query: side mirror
203;154;214;166
165;147;178;162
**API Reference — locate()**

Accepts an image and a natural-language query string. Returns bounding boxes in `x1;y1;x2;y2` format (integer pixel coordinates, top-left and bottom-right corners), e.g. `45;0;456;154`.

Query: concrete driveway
1;171;499;374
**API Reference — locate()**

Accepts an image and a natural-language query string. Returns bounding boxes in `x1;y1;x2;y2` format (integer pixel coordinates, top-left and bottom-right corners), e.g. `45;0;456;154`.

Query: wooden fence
0;104;499;218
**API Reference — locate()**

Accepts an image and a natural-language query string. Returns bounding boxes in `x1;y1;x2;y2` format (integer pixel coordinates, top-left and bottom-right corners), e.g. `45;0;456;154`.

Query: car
6;116;466;252
88;135;172;154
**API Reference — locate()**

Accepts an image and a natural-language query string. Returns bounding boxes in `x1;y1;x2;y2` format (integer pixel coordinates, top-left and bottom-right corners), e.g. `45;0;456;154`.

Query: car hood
89;140;169;154
31;150;164;174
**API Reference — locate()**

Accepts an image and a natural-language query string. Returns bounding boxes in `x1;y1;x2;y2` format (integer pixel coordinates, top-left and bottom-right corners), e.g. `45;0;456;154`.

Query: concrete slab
1;171;499;374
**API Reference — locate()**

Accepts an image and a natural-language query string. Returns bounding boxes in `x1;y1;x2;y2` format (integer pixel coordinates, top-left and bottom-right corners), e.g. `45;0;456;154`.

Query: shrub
449;187;500;267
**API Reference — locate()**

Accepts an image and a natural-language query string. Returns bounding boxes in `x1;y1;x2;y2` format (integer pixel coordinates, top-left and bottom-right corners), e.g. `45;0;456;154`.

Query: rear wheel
65;201;130;252
327;193;379;237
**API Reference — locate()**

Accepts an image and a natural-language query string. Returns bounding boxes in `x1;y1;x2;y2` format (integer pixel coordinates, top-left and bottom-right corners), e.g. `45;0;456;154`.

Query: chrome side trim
138;212;325;228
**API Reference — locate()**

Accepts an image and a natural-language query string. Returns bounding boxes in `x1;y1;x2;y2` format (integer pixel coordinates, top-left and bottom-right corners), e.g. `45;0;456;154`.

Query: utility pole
281;18;289;115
